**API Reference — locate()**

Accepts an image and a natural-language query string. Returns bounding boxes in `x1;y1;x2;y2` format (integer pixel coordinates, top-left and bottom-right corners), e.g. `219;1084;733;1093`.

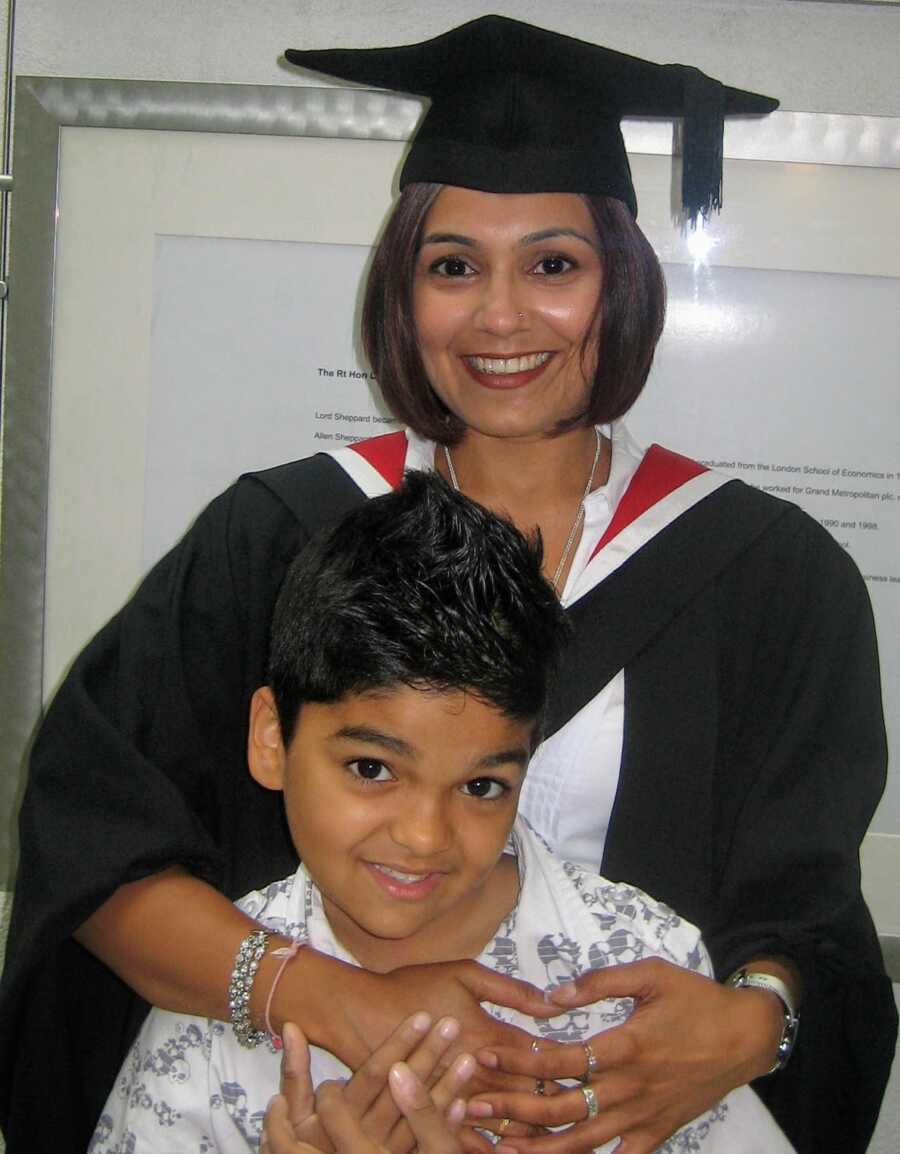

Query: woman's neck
437;425;611;588
439;426;607;509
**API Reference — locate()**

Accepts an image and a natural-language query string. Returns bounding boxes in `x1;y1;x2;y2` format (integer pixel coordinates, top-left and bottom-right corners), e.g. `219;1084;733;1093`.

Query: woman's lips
365;861;445;901
462;352;555;390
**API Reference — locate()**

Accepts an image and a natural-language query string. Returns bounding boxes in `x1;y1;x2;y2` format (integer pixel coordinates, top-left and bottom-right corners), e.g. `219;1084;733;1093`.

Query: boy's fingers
343;1012;434;1114
263;1093;312;1154
430;1052;476;1109
388;1062;463;1154
369;1017;460;1147
316;1080;382;1154
384;1051;475;1154
280;1023;316;1131
403;1016;461;1090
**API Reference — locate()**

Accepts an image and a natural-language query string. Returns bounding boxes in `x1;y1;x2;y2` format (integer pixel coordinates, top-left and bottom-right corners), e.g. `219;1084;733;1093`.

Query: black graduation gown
0;449;894;1154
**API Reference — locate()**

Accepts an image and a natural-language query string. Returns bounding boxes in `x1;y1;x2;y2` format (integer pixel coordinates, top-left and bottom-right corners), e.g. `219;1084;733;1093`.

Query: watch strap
726;968;799;1073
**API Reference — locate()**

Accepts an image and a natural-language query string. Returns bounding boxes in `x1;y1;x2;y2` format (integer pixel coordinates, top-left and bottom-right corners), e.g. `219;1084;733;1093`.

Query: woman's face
413;187;603;442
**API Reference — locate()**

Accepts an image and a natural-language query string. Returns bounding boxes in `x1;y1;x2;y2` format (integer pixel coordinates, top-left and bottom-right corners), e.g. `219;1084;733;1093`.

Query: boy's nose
389;799;452;857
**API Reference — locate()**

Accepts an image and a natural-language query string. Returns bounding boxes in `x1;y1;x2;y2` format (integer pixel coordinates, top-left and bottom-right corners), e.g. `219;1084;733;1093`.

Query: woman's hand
468;959;785;1154
289;955;556;1099
261;1014;472;1154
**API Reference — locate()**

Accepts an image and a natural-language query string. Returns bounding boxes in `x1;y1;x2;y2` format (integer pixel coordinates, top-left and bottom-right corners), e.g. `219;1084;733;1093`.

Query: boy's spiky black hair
268;470;569;743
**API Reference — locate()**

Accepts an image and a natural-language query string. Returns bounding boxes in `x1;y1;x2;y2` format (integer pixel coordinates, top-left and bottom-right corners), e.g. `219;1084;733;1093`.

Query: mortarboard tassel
677;65;726;225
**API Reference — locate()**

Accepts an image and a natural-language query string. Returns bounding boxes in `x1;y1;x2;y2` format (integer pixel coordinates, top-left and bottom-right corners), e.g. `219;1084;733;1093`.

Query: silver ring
533;1078;546;1096
581;1040;598;1083
581;1084;599;1120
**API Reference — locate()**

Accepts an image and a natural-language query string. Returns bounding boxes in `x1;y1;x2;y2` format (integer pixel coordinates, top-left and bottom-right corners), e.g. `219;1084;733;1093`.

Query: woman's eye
532;255;574;276
347;759;393;783
461;777;507;800
430;256;475;278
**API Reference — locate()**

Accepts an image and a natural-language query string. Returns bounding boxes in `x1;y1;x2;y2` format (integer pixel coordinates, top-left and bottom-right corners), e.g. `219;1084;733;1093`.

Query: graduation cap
285;14;778;222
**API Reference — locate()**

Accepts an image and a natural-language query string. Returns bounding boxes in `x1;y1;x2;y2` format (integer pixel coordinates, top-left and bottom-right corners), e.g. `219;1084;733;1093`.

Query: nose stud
517;311;525;319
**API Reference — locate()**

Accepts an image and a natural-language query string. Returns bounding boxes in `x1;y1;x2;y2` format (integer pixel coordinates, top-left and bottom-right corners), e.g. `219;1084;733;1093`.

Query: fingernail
478;1051;499;1069
281;1024;299;1074
467;1101;493;1118
452;1053;476;1081
438;1016;461;1041
411;1011;432;1032
548;980;577;1003
389;1061;416;1092
446;1098;466;1125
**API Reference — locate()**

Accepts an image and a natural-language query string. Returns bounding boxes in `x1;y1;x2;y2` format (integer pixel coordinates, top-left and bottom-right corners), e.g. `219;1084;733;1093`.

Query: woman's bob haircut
362;183;666;445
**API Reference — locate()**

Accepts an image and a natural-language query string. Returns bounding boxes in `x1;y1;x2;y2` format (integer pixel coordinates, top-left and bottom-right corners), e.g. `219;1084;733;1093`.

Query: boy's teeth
376;864;427;883
468;352;551;375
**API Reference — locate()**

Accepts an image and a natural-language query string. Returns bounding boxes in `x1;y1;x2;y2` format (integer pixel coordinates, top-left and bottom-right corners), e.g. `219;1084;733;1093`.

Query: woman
0;16;893;1154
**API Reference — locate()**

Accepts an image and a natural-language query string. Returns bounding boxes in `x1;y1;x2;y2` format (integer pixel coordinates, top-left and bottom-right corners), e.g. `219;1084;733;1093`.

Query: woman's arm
75;866;556;1092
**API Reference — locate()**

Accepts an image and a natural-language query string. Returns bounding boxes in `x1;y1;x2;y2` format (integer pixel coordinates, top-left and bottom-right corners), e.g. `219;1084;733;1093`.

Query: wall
9;0;900;116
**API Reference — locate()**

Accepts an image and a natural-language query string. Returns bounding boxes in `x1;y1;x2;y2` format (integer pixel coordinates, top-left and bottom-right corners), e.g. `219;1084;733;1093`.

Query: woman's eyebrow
419;227;597;249
519;227;596;247
420;231;478;248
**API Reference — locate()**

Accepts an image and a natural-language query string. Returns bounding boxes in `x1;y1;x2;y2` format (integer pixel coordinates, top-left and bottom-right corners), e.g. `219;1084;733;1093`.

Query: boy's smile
249;684;533;971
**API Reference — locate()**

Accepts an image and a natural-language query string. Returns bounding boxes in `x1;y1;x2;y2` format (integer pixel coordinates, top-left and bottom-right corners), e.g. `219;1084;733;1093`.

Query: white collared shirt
91;818;793;1154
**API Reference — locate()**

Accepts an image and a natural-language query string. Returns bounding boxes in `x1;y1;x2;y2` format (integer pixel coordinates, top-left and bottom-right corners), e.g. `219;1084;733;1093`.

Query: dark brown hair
361;184;666;445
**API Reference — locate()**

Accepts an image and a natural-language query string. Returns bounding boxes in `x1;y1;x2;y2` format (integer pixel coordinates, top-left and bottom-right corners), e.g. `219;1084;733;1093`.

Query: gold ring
530;1038;541;1054
497;1118;513;1135
581;1040;598;1083
581;1084;599;1120
533;1078;546;1096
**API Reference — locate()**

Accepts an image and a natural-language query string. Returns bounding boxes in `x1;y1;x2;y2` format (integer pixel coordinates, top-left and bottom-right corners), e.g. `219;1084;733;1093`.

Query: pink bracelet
264;940;305;1049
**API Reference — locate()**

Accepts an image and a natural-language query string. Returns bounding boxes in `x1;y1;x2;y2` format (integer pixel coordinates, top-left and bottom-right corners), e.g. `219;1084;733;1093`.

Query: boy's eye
429;255;475;278
347;758;393;783
532;254;575;276
461;777;507;800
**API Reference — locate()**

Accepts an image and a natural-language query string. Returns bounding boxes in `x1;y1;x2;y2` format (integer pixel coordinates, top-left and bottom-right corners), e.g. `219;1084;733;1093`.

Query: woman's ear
248;686;287;790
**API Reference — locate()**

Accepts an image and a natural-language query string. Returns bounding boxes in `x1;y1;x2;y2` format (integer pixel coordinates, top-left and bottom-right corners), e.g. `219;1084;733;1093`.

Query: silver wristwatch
726;968;799;1073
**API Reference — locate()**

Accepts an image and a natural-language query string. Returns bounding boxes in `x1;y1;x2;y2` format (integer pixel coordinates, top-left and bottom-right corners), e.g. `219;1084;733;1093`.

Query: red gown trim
590;443;708;560
348;430;408;489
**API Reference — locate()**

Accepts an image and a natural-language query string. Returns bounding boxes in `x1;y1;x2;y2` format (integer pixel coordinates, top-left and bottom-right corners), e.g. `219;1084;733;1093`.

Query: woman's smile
413;186;603;441
463;351;556;389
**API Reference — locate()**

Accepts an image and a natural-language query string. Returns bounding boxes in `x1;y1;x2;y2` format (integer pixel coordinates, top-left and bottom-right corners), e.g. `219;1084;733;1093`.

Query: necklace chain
442;426;603;595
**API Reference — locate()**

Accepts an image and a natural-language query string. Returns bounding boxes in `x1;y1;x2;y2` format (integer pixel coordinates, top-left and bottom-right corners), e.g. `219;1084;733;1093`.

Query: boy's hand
262;1014;473;1154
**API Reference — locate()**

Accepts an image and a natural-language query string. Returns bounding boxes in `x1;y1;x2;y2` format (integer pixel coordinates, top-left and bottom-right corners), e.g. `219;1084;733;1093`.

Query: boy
91;472;793;1154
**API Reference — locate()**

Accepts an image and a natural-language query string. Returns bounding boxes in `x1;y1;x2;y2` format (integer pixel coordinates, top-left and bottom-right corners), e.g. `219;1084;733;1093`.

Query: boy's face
249;684;533;969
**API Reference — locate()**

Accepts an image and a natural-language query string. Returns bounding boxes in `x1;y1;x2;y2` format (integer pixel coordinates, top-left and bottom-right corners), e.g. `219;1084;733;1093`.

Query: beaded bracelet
228;929;270;1048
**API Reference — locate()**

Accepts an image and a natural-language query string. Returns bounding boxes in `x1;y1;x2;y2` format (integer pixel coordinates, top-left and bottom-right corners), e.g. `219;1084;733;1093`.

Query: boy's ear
248;686;287;791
